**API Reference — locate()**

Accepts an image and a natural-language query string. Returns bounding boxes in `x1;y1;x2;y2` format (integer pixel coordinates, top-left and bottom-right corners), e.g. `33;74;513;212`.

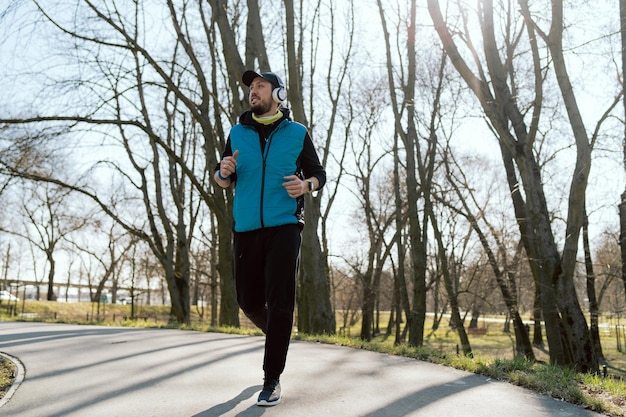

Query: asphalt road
0;321;604;417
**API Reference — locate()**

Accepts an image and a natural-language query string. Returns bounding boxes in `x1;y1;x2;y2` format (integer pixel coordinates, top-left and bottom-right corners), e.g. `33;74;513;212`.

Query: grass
0;356;16;400
2;301;626;415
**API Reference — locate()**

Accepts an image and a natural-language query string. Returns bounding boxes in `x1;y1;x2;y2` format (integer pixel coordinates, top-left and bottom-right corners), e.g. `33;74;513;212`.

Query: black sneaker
257;379;281;406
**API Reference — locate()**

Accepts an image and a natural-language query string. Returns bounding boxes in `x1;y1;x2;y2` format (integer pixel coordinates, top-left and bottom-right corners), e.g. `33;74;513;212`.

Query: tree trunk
583;208;604;362
393;138;410;344
359;271;375;341
406;0;428;349
620;0;626;305
208;0;245;98
532;288;544;346
545;0;597;373
216;212;239;327
46;252;56;301
518;153;571;366
621;193;626;303
169;231;191;325
245;0;270;70
284;0;335;335
298;195;335;334
209;216;219;326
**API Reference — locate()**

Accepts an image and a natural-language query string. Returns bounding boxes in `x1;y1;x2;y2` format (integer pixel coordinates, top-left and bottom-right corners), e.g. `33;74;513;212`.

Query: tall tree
377;0;429;347
427;0;613;371
620;0;626;305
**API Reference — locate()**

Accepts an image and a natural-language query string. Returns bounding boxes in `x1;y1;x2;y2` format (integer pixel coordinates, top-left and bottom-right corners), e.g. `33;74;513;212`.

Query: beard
250;98;275;116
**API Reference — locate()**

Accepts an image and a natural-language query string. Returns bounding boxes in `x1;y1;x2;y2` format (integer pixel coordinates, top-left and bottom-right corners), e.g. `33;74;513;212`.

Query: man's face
249;77;275;116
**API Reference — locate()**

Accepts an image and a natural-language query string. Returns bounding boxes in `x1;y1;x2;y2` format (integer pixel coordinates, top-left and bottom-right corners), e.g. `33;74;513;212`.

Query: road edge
0;351;25;408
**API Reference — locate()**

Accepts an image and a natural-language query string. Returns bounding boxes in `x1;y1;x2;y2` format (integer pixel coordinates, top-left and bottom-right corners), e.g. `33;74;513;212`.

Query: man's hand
220;149;239;178
282;175;307;198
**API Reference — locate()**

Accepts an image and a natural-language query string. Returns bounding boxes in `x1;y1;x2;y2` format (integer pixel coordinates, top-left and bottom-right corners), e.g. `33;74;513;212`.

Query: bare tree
343;93;396;340
426;0;624;371
441;150;535;359
68;220;136;304
331;265;362;336
430;208;472;355
0;1;236;324
620;0;626;305
1;180;88;300
377;0;430;347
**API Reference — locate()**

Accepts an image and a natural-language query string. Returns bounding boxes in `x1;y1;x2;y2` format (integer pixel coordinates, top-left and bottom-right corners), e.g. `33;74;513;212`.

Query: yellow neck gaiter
252;109;282;125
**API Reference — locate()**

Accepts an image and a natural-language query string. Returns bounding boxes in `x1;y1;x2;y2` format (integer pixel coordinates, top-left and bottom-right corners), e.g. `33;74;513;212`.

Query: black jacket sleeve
300;132;326;189
215;137;237;183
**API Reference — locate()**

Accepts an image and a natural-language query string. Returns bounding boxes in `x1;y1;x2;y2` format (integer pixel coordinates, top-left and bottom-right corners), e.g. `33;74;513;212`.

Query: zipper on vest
260;133;274;228
259;121;283;229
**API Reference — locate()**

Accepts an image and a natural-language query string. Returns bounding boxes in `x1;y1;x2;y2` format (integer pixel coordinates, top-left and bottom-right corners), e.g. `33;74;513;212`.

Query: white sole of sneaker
256;397;281;407
256;390;283;407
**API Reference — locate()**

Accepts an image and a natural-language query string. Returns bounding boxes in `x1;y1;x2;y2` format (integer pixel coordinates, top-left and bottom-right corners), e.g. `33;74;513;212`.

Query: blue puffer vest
230;118;307;232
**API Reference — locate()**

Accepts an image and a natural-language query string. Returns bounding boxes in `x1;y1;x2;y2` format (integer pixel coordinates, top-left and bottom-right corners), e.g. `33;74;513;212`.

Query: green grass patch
0;357;16;398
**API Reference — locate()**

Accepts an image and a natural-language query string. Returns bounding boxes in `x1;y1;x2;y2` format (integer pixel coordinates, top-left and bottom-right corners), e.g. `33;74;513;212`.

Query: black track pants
234;224;301;379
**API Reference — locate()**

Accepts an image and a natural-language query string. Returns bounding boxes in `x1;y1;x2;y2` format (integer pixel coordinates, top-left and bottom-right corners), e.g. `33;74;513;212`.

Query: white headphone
272;86;287;103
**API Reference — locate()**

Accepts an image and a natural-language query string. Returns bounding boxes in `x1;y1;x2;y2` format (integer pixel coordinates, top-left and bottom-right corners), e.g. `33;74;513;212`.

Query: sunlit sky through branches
0;0;623;283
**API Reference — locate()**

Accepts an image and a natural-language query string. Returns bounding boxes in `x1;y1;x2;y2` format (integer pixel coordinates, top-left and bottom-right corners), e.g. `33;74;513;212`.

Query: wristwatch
305;179;314;193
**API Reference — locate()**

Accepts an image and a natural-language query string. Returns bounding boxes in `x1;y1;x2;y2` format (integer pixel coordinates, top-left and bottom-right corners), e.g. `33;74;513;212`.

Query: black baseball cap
242;70;284;89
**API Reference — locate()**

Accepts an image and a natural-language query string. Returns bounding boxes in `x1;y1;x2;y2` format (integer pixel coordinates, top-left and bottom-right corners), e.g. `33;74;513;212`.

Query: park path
0;321;603;417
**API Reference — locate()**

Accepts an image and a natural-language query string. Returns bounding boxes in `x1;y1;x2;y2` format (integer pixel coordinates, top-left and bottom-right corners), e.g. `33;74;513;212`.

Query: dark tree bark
583;208;605;362
620;0;626;306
